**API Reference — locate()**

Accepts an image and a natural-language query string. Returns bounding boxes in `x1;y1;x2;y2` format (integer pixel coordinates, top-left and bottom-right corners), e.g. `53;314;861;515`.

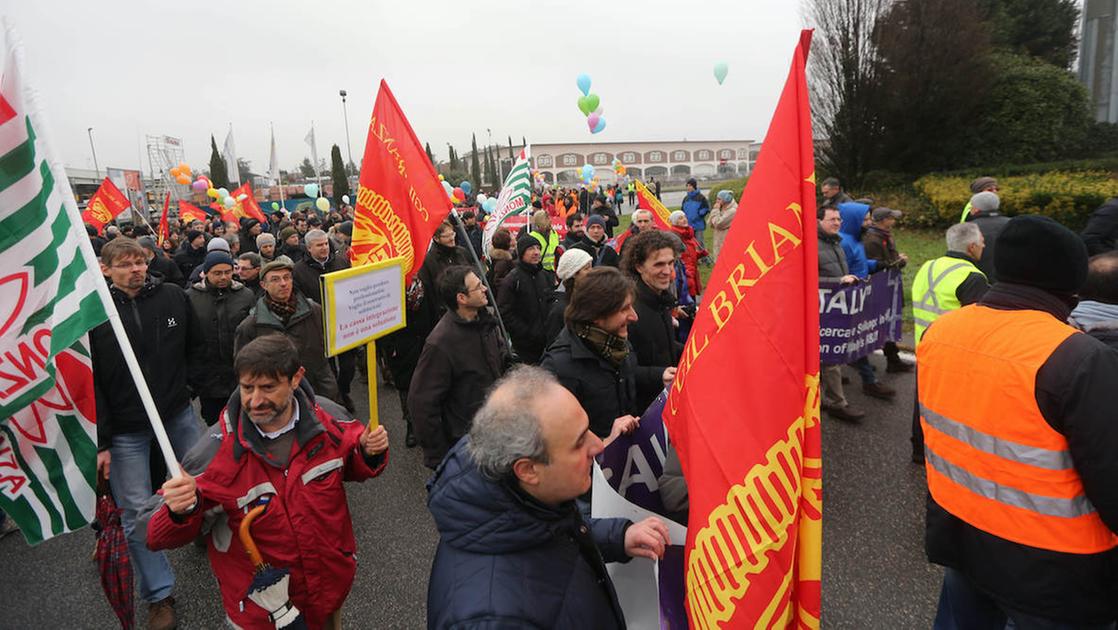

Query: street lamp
87;127;100;178
339;89;354;172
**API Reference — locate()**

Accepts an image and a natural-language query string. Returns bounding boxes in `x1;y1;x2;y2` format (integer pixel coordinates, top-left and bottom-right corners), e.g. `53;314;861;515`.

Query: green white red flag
662;30;822;628
0;21;111;544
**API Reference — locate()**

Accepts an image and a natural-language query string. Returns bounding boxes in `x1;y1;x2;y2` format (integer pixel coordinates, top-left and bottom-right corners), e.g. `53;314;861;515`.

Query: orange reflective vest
918;305;1118;554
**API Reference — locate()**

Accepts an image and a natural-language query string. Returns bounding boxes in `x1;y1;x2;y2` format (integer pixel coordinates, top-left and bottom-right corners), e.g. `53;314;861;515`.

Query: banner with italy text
0;21;110;544
350;80;451;283
662;30;822;628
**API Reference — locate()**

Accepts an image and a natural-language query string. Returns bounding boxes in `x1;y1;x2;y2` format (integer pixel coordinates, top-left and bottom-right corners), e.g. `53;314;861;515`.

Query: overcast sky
6;0;803;176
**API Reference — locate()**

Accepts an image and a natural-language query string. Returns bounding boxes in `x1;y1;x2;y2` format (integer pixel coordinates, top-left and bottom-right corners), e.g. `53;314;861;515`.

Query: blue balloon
460;180;472;196
591;117;606;134
483;198;497;213
581;164;594;180
576;73;591;96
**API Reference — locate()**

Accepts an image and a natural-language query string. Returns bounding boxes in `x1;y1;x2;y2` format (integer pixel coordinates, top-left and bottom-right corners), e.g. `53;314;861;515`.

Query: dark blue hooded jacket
837;202;878;278
681;189;710;231
426;439;632;629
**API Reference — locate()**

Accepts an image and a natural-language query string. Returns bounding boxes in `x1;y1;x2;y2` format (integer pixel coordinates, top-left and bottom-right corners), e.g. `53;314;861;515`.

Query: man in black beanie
917;215;1118;627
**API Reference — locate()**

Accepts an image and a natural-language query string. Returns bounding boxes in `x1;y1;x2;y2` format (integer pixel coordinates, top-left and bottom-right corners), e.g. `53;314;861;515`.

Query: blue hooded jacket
837;202;877;278
426;439;631;629
681;189;711;231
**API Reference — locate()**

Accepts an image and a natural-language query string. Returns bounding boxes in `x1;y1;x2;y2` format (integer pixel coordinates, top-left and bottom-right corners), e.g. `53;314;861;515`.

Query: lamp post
87;127;100;178
339;89;354;173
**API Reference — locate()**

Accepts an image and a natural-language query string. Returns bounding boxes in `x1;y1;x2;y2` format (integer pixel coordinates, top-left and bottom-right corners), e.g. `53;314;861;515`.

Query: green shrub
706;177;748;201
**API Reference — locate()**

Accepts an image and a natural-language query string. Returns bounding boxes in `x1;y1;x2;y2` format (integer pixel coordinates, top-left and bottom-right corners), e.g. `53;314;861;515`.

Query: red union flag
662;30;821;629
350;80;452;282
633;178;673;229
80;177;130;232
177;200;208;224
230;182;267;223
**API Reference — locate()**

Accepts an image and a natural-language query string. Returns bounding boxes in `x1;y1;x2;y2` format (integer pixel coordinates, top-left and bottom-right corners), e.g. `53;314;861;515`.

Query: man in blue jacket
681;177;710;247
836;201;895;401
426;365;671;629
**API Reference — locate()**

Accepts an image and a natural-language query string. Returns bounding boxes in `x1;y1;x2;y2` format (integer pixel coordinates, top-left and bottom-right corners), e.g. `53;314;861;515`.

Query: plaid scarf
573;322;629;368
265;292;298;324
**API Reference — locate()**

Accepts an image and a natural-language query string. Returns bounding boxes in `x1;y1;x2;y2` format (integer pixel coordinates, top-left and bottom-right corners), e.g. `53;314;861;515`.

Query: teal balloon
576;73;591;96
714;62;729;85
591;117;606;134
581;164;594;180
483;198;497;213
460;181;472;195
303;183;319;198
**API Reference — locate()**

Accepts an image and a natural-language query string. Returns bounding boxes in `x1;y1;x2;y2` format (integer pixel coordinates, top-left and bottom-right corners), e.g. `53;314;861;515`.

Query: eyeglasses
465;284;486;294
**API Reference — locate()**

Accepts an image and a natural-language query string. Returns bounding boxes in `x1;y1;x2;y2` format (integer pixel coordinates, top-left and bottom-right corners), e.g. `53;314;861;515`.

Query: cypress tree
470;134;482;190
208;134;229;189
330;144;350;207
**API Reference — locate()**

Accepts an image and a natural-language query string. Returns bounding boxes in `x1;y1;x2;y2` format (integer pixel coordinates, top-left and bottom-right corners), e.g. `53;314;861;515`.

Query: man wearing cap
497;232;557;364
1080;196;1118;257
862;207;912;372
964;191;1009;282
572;215;620;267
186;236;235;285
238;218;263;254
173;229;207;280
958;176;998;223
187;251;257;425
256;232;277;263
918;215;1118;627
235;256;341;402
544;248;593;345
410;265;511;468
278;226;305;263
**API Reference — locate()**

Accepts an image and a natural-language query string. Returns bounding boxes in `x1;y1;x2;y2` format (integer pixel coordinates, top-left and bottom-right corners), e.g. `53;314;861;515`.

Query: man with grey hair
292;228;355;410
963;190;1008;281
426;365;671;629
615;208;656;255
909;221;989;463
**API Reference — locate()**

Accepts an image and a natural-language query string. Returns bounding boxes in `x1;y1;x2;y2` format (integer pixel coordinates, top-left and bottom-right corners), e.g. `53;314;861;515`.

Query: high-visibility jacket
918;306;1118;555
530;229;560;272
911;255;986;342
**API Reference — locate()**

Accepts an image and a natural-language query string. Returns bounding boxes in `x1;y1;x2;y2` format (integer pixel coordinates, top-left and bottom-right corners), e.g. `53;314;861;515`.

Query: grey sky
6;0;802;176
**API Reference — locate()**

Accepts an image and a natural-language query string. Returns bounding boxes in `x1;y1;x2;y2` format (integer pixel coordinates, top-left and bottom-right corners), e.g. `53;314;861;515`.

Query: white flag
223;127;240;185
304;123;320;179
268;125;279;183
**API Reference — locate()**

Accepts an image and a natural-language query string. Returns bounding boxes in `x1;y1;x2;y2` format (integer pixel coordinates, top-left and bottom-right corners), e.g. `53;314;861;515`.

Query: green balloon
584;93;600;115
271;202;279;210
714;62;729;85
577;95;593;116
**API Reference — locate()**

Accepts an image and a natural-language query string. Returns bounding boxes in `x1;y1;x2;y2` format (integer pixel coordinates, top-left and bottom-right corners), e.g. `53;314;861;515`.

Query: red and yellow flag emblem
663;30;821;629
80;177;130;232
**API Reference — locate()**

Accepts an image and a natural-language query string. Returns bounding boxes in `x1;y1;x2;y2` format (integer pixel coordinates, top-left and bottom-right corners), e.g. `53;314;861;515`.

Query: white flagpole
23;55;181;477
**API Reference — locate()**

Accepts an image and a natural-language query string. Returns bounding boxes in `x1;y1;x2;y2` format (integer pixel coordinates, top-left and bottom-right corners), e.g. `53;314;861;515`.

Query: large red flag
350;80;452;282
81;177;130;232
230;182;267;223
663;30;821;629
177;200;208;224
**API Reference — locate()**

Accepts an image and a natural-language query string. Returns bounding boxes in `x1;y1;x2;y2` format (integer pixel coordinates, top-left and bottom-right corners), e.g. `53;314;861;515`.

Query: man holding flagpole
91;237;207;629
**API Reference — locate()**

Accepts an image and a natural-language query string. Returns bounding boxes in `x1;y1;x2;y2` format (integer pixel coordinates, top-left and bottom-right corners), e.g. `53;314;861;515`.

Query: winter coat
541;326;661;438
497;260;556;364
628;279;682;409
967;212;1011;282
836;202;877;277
278;242;306;263
148;253;186;287
238;230;259;255
417;242;471;328
925;283;1118;624
861;226;905;270
572;234;620;268
426;439;630;630
464;225;483;260
173;243;206;280
817;226;849;280
292;253;350;303
681;189;711;232
708;200;737;259
234;294;340;402
186;280;256;399
90;275;204;449
1080;197;1118;256
544;285;569;348
409;310;510;469
670;224;708;297
146;382;387;630
486;247;515;299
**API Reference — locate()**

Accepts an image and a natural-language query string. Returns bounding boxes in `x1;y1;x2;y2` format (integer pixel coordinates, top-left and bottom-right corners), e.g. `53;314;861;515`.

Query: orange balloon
170;166;181;177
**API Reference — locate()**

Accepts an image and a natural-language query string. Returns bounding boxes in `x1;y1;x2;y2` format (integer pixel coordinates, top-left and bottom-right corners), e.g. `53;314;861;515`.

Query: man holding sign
148;336;388;629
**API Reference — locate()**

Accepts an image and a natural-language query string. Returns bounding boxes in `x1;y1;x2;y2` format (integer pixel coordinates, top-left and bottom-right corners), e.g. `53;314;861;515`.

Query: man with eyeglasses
234;256;341;402
89;237;206;630
187;251;256;425
410;265;511;469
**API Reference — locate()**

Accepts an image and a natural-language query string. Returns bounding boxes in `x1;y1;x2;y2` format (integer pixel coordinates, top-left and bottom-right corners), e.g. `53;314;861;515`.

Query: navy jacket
426;440;631;629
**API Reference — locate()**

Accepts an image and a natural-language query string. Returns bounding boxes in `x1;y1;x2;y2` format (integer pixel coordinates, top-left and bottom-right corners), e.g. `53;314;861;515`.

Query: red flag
662;31;821;629
177;200;208;224
81;177;130;232
157;192;171;247
634;178;674;229
350;80;452;282
230;182;267;223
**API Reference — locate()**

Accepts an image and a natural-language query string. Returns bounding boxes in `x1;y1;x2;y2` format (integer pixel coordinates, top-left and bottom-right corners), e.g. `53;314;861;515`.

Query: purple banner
596;391;687;630
819;268;904;365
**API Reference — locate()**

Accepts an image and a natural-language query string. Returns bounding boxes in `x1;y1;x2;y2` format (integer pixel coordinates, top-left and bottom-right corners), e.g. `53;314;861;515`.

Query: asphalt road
0;353;941;629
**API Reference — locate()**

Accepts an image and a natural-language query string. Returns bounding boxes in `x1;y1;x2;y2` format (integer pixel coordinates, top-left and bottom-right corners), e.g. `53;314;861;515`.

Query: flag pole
46;139;182;479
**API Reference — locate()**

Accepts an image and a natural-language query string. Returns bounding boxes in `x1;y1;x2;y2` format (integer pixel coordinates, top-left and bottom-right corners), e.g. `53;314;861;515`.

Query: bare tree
804;0;892;185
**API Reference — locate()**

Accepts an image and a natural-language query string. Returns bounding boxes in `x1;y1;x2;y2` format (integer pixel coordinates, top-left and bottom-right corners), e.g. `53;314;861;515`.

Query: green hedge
706;177;748;201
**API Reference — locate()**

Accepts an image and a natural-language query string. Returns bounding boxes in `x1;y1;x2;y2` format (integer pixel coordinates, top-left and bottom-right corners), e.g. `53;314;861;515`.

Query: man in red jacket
147;335;388;629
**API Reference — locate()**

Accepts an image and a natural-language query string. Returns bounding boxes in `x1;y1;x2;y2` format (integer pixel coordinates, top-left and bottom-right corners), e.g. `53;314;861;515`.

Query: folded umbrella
239;496;307;629
94;491;134;630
